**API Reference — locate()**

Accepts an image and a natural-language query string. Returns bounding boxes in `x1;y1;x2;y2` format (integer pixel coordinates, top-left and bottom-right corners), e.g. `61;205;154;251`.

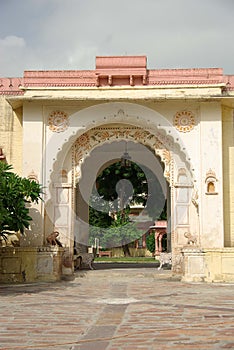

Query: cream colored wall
20;102;44;246
222;106;234;247
199;102;224;248
0;97;22;174
182;247;234;282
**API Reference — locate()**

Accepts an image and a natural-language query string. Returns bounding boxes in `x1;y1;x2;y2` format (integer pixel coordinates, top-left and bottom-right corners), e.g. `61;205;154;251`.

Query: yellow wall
0;97;22;174
222;106;234;247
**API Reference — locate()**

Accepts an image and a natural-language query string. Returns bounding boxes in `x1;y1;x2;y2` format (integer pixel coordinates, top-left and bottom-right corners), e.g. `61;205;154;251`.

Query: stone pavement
0;266;234;350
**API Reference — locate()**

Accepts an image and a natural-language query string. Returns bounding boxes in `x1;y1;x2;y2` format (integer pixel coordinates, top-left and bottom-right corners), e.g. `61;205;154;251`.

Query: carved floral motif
174;111;195;132
48;111;69;132
76;133;90;147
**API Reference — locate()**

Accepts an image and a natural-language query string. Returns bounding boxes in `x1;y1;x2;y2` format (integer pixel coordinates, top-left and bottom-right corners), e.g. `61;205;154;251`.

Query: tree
146;233;155;255
0;162;42;238
89;161;167;256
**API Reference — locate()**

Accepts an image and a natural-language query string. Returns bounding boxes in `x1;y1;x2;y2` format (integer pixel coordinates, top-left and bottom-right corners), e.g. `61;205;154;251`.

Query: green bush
146;234;155;254
0;162;42;237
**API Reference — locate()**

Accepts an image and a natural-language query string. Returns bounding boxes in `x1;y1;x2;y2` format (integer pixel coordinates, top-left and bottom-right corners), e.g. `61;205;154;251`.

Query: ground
0;265;233;349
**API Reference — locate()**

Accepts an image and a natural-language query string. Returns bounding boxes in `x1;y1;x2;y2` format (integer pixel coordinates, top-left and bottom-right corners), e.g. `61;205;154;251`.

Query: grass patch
95;256;157;263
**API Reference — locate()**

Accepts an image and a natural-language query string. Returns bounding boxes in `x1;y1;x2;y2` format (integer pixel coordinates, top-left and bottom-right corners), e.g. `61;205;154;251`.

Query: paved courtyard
0;266;234;350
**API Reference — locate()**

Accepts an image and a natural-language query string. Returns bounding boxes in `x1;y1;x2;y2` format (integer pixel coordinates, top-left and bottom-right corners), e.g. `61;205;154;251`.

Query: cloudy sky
0;0;233;77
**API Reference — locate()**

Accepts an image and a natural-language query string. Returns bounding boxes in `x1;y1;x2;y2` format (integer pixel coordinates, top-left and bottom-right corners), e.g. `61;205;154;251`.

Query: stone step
75;266;173;280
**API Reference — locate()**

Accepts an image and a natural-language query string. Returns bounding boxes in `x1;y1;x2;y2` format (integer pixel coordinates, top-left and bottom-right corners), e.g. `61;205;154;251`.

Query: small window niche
205;169;218;195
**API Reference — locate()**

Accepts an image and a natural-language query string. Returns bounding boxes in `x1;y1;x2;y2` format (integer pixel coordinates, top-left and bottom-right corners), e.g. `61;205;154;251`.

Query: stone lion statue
0;232;20;247
184;232;197;245
46;231;63;247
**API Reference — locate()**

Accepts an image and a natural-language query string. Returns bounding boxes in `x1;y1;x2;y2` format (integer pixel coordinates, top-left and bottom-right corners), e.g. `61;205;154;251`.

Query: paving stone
0;268;233;349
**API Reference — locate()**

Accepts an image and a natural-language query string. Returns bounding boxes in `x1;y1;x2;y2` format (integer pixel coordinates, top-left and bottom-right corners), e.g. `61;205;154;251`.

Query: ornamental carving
27;170;39;183
73;126;172;184
174;111;195;133
205;169;218;194
48;110;69;133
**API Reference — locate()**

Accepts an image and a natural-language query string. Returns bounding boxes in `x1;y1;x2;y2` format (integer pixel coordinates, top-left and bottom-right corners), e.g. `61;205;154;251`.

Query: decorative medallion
75;133;90;147
174;111;195;133
48;110;69;133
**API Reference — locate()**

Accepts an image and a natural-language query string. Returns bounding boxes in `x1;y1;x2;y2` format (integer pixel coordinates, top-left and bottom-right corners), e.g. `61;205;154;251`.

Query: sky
0;0;233;77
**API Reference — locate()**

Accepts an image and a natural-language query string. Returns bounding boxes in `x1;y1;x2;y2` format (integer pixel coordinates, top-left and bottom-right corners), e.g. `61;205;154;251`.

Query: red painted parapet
96;55;147;69
0;77;24;95
0;56;234;92
23;70;97;87
155;220;167;228
148;68;225;85
224;75;234;91
95;56;147;87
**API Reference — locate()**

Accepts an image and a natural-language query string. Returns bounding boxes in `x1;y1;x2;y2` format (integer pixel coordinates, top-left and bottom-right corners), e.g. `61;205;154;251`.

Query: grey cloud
0;0;233;76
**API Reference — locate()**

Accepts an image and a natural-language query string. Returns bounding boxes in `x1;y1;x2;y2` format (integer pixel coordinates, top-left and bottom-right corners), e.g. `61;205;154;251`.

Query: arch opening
74;139;171;261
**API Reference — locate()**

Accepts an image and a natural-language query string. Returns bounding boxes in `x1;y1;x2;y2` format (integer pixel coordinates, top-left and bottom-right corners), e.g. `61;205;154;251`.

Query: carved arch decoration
72;125;173;184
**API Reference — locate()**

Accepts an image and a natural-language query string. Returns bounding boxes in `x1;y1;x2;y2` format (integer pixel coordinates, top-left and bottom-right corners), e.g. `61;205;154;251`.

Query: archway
74;139;169;259
45;103;197;274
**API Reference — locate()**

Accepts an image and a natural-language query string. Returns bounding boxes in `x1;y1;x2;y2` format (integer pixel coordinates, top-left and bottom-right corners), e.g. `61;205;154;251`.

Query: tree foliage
0;162;42;237
95;161;149;209
89;160;167;255
146;233;155;254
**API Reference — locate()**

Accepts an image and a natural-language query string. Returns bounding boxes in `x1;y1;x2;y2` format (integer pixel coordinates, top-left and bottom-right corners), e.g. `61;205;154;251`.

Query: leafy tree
89;205;140;256
95;161;149;209
89;161;167;256
0;162;42;238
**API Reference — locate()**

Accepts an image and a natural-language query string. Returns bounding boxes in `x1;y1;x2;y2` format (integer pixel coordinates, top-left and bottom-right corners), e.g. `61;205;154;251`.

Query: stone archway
45;103;198;274
70;124;195;274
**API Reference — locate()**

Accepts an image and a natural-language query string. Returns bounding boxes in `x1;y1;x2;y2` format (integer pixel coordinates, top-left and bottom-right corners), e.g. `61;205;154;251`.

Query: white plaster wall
199;102;224;248
21;102;44;246
155;102;201;183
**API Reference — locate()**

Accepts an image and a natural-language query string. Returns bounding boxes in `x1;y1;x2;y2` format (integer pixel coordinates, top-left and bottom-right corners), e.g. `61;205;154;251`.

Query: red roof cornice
1;56;234;95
